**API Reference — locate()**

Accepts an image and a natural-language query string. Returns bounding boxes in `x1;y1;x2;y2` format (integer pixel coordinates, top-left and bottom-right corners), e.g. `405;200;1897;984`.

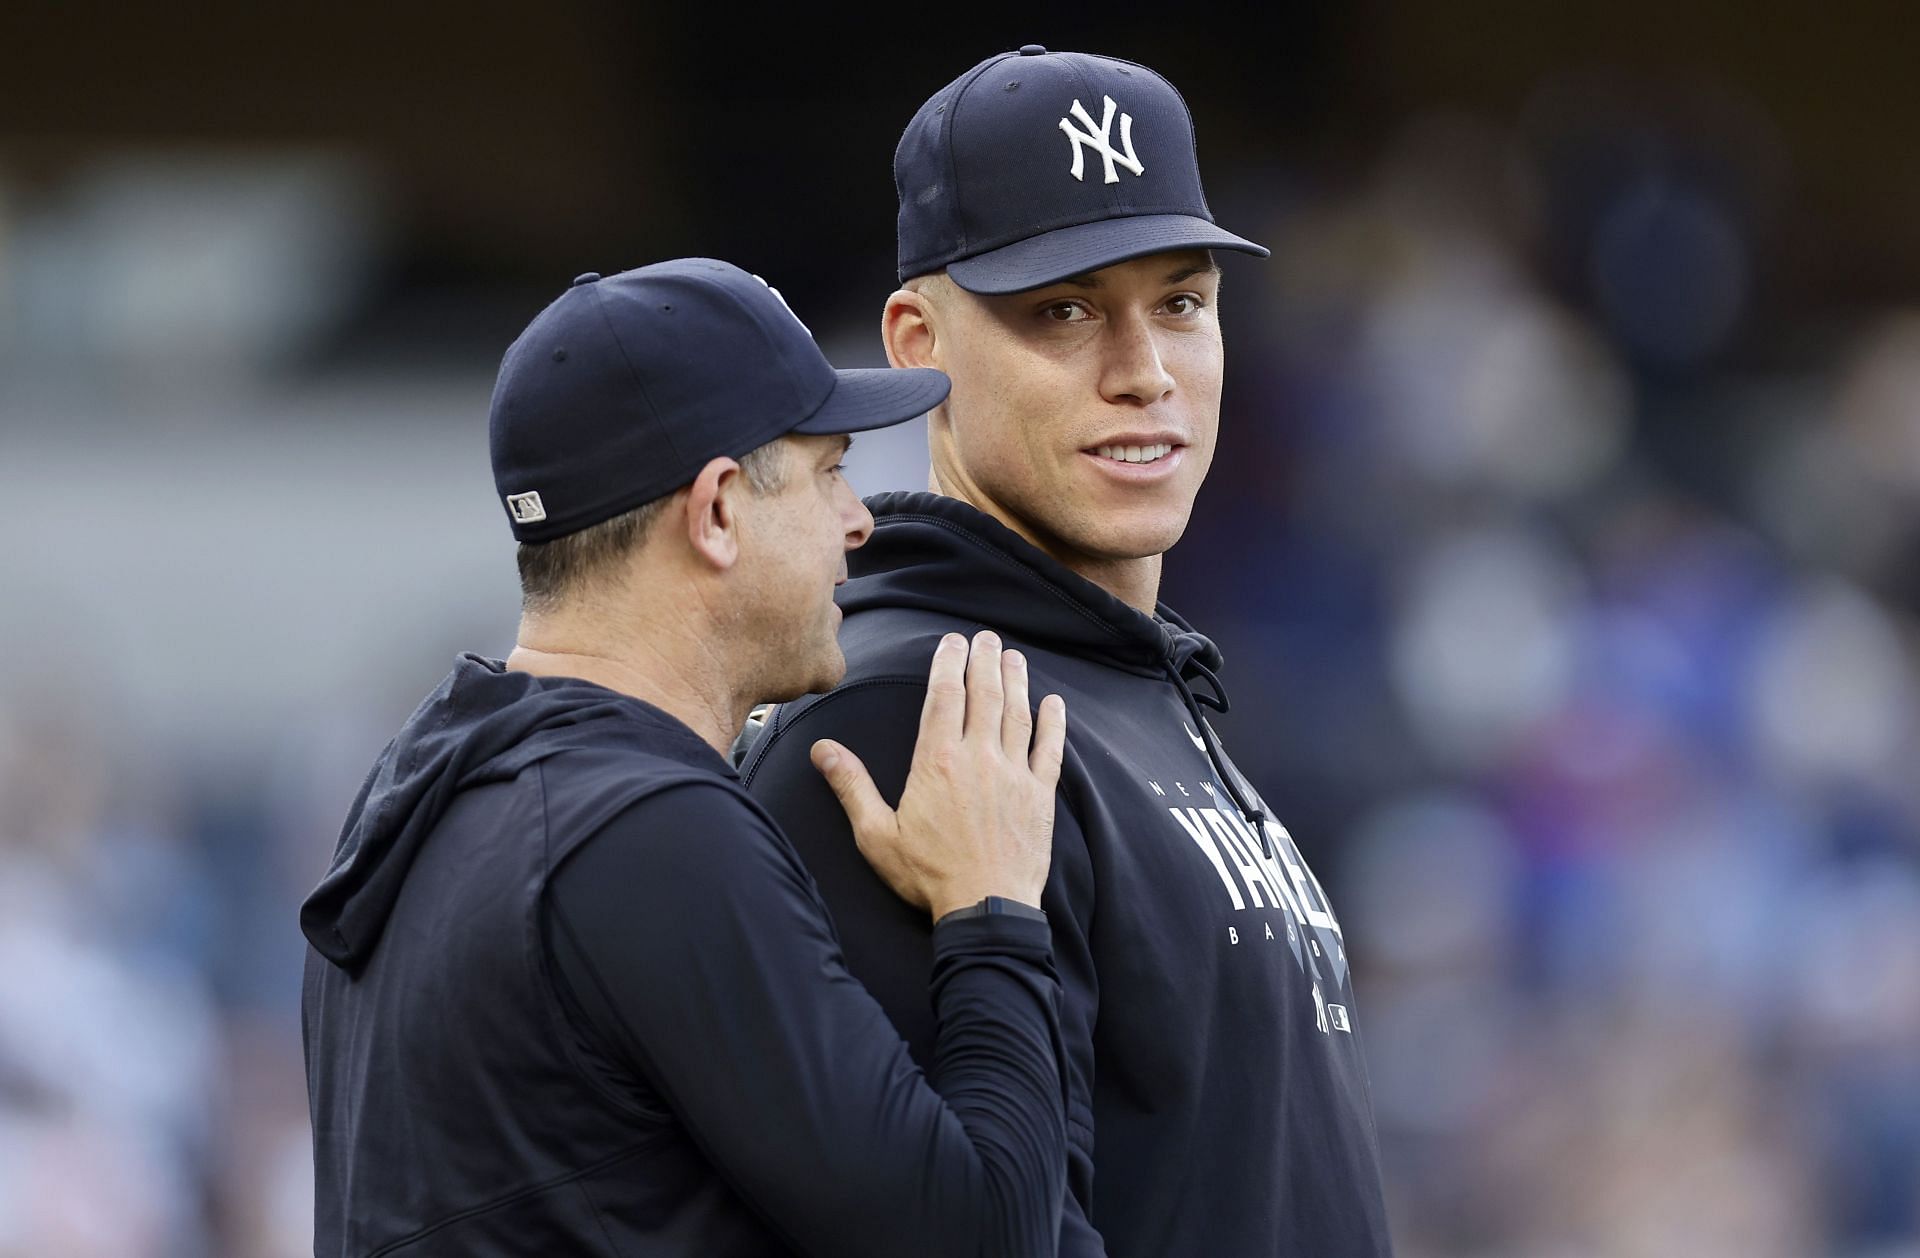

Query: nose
839;477;875;551
1100;310;1176;406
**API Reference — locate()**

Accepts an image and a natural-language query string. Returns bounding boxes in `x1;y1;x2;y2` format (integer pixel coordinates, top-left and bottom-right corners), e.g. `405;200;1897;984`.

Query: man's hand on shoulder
809;631;1066;922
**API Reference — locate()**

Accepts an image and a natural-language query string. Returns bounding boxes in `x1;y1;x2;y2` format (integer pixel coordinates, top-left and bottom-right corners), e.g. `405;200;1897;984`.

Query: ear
680;456;744;572
882;288;939;371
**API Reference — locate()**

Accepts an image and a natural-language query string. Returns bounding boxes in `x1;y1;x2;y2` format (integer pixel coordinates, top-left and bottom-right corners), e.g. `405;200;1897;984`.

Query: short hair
516;438;789;613
902;271;953;298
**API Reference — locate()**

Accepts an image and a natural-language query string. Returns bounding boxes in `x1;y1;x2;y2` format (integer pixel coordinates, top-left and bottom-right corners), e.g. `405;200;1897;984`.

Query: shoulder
604;778;764;831
535;740;734;838
548;777;842;931
741;614;957;782
740;675;930;789
836;607;974;680
557;775;801;883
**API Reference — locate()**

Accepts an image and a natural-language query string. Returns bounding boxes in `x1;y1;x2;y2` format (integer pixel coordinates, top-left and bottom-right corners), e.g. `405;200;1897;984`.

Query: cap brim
791;365;951;434
944;214;1269;295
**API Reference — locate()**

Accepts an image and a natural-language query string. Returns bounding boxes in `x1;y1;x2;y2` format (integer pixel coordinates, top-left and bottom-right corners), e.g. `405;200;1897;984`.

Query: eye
1042;300;1093;324
1162;292;1205;316
829;463;848;475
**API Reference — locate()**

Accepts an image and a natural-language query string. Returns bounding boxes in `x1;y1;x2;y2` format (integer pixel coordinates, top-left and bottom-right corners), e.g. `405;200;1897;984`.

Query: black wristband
935;896;1048;926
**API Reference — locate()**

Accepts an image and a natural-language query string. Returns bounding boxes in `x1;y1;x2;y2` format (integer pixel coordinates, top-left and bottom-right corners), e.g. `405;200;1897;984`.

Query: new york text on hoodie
744;492;1394;1258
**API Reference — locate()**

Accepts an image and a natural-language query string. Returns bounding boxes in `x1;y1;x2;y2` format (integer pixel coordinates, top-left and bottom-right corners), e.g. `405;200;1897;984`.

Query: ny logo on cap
752;273;812;338
506;491;547;524
1059;95;1145;184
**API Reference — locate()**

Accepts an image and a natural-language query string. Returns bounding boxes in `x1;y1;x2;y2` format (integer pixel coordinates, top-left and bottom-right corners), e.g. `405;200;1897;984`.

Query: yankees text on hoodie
744;492;1393;1258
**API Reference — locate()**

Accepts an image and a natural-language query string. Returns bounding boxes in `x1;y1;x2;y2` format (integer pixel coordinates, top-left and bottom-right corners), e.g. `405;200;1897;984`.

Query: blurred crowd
1173;93;1920;1257
2;75;1917;1258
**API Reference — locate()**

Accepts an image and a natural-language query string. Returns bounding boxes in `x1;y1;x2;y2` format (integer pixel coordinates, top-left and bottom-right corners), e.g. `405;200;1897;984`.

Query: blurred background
2;2;1917;1254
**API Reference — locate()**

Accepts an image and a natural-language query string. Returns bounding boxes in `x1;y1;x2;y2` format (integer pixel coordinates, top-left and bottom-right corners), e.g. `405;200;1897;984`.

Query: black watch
936;896;1048;925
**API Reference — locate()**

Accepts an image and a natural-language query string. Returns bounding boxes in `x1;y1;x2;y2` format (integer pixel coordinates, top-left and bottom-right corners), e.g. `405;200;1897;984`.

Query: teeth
1094;443;1174;464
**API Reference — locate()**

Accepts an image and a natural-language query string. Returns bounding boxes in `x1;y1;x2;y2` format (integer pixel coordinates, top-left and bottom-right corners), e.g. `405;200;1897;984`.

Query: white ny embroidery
1058;95;1145;184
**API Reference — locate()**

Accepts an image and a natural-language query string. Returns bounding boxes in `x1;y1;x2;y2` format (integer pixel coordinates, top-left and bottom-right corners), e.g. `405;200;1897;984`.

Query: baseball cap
489;258;950;542
895;45;1270;294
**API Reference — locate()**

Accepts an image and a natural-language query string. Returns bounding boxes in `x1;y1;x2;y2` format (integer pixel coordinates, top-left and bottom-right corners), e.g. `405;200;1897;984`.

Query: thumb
810;739;894;840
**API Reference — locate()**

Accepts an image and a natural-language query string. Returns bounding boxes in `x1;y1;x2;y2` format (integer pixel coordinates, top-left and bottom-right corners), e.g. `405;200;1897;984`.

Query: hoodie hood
844;491;1223;677
300;654;717;972
843;492;1266;844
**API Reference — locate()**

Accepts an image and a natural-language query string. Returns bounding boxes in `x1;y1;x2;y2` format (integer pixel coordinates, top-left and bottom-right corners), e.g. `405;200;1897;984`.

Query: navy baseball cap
895;45;1269;294
489;258;950;542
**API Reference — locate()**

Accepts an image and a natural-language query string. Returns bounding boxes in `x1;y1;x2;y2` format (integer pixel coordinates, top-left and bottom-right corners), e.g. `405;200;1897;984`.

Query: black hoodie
300;654;1070;1257
743;493;1393;1257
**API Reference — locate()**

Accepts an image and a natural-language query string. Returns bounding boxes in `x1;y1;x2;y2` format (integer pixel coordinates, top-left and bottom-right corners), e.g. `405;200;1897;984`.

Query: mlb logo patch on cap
506;491;547;525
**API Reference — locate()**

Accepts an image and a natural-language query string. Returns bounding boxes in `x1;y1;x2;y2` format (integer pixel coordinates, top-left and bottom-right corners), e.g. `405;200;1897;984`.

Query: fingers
916;634;969;748
962;630;1004;739
810;739;891;840
1000;649;1033;757
1028;694;1067;790
917;631;1061;781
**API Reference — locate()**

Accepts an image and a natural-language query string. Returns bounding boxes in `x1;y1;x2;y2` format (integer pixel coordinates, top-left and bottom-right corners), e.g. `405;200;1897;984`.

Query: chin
1079;510;1194;562
1028;480;1196;559
768;647;846;702
811;654;848;694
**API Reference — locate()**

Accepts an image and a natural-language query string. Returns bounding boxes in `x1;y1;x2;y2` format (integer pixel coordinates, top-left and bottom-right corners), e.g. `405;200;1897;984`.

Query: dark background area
10;2;1920;325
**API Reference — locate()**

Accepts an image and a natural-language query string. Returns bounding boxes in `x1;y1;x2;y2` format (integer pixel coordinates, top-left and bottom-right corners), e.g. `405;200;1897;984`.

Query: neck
926;469;1163;615
1060;550;1162;614
505;605;746;756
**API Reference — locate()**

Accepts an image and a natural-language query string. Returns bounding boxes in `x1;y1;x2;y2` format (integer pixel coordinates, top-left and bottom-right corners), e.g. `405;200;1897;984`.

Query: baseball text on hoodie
744;492;1393;1258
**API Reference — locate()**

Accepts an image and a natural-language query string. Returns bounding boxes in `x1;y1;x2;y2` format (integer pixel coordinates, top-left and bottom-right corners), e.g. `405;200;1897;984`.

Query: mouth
1081;437;1187;481
1090;441;1178;465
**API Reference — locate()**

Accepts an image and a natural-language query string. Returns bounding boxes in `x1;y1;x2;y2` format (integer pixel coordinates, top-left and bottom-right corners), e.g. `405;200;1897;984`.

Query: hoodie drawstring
1162;634;1271;856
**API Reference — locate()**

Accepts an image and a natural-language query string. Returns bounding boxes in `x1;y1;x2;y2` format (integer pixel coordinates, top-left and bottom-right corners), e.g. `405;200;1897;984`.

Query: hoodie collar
847;491;1211;674
844;493;1269;849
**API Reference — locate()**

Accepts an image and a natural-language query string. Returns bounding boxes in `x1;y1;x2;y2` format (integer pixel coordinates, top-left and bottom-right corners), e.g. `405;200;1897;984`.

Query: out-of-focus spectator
1164;93;1920;1256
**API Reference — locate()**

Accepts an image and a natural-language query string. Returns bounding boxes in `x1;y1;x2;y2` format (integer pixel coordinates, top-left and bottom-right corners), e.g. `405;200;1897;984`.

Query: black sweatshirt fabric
742;492;1394;1258
300;654;1068;1257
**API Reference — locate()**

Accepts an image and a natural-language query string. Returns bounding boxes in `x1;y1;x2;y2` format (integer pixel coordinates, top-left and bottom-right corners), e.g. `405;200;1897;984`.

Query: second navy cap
489;258;950;542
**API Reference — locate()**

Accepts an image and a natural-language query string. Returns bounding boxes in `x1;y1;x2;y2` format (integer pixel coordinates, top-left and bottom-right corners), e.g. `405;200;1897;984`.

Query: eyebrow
1164;260;1223;284
1053;259;1223;290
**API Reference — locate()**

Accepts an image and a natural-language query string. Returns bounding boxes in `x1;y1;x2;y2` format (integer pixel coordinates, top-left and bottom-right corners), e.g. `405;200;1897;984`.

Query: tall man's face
903;250;1225;578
